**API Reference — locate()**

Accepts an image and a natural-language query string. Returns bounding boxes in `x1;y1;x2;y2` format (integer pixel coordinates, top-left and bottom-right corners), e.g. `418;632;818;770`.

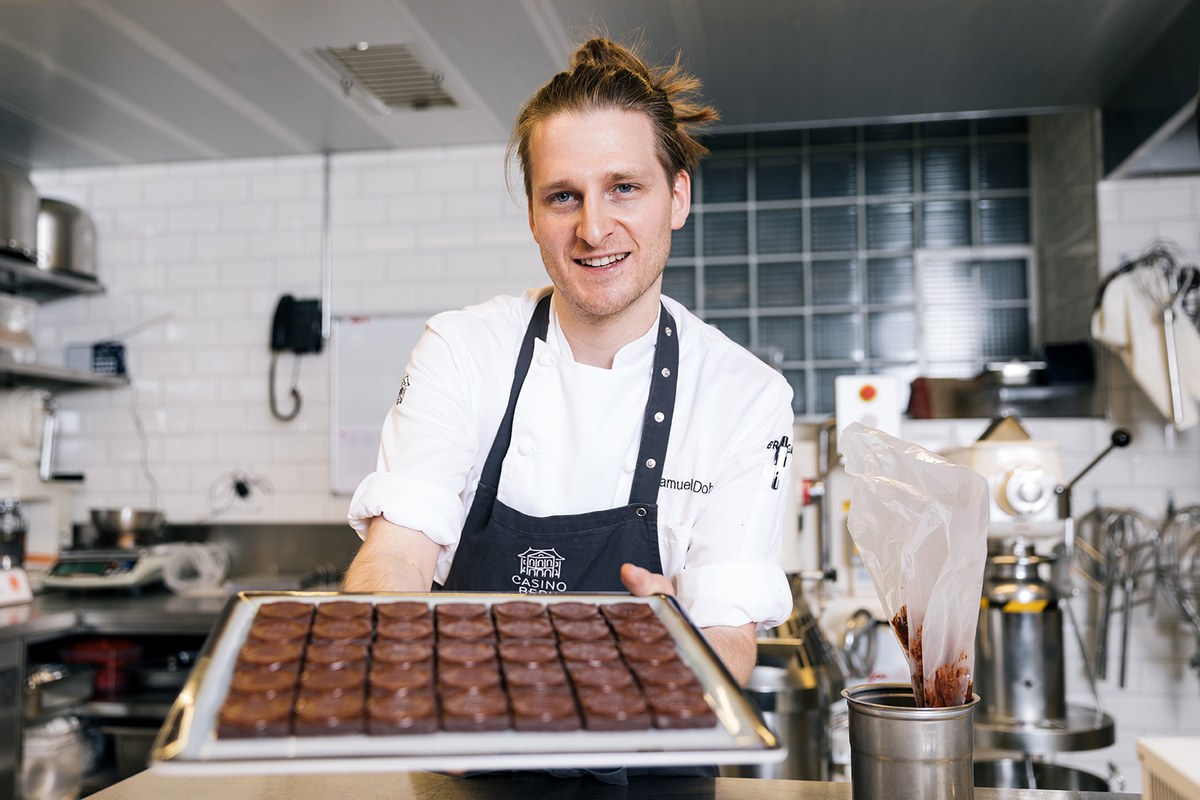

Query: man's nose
577;196;615;246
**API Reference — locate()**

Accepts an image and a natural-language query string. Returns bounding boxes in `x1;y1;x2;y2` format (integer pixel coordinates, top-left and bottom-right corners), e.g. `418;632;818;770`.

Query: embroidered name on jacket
659;476;714;494
395;374;410;405
511;547;568;593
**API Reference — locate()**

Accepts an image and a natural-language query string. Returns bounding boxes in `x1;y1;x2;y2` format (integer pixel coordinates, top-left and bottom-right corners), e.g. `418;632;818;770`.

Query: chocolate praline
435;602;489;619
217;693;292;738
314;600;373;621
437;641;497;668
310;618;373;645
496;617;554;640
491;601;548;620
438;664;503;694
600;602;655;620
579;687;651;731
375;618;435;642
511;691;581;732
440;688;510;732
294;690;366;735
558;640;621;666
496;640;557;667
547;602;601;621
370;664;435;695
374;601;433;622
371;641;434;667
254;601;314;621
438;617;496;641
228;668;297;699
367;693;439;735
304;643;369;670
236;641;304;672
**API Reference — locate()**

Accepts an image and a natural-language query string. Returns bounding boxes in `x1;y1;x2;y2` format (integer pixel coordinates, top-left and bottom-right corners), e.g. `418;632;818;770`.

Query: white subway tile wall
28;151;1200;790
31;146;540;524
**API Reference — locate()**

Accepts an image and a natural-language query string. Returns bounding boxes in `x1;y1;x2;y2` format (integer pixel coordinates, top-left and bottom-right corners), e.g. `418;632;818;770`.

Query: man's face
526;108;690;326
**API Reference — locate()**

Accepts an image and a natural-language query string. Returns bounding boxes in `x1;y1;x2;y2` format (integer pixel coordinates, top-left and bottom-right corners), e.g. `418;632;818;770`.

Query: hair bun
569;37;652;81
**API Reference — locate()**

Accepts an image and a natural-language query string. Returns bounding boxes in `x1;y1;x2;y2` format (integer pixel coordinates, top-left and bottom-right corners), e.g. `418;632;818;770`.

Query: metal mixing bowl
90;508;164;535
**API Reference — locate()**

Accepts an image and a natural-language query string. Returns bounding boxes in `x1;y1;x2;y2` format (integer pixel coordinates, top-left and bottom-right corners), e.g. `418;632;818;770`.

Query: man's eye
615;184;635;194
551;192;573;204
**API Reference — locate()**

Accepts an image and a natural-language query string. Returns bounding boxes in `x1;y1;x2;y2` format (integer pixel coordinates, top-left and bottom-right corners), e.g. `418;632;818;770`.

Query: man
345;37;794;686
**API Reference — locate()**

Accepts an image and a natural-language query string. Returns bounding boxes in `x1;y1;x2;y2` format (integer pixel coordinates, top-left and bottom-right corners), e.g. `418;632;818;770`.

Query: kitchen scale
43;544;180;590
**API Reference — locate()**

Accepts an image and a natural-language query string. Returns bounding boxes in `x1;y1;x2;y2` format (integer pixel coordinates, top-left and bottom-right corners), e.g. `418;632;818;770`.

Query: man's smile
576;252;630;268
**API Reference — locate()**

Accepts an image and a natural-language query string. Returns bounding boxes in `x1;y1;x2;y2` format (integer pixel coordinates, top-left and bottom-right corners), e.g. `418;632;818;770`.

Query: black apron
443;293;675;593
444;294;714;782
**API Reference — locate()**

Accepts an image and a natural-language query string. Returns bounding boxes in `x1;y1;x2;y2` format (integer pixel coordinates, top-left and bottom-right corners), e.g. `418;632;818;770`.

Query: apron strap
628;306;679;506
477;294;551;489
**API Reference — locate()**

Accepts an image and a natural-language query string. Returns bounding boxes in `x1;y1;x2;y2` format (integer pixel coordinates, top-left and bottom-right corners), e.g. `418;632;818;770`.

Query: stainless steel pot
37;198;96;277
0;162;39;261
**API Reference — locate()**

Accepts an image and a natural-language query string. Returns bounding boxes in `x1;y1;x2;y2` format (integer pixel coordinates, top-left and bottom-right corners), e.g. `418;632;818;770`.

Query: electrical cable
162;543;230;596
269;352;302;421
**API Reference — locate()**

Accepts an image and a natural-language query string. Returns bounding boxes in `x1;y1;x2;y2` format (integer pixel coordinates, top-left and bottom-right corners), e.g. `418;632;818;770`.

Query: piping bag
842;422;989;707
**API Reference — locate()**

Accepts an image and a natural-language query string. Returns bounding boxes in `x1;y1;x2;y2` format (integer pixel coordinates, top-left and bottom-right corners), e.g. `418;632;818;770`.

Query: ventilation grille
317;43;455;113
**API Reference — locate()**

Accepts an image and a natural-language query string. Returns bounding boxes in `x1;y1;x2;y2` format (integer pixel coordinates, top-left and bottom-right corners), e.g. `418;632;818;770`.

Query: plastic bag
842;422;989;707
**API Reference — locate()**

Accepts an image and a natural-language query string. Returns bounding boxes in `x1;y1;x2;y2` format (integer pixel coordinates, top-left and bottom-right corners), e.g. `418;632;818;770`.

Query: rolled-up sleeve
346;312;485;579
672;379;795;630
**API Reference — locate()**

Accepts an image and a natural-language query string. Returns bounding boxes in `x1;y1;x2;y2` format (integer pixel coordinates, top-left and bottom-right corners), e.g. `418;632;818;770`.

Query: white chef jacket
348;287;795;629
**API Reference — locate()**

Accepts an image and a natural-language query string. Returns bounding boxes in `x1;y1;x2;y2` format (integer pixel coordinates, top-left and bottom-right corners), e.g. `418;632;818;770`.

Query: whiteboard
330;313;430;495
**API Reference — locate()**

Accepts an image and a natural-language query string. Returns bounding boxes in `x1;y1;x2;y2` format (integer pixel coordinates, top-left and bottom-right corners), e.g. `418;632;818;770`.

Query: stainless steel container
843;682;979;800
0;163;39;261
36;198;96;277
732;662;828;780
975;553;1066;724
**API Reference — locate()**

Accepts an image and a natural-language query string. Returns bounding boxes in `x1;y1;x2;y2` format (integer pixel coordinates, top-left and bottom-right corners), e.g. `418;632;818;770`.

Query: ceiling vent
315;42;456;114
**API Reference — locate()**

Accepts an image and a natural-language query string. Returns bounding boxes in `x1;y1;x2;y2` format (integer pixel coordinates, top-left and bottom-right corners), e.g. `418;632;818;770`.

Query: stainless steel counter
0;587;229;644
88;770;1140;800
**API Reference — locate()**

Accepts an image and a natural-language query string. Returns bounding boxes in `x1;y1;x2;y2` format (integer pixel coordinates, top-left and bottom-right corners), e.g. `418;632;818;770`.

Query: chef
345;37;794;686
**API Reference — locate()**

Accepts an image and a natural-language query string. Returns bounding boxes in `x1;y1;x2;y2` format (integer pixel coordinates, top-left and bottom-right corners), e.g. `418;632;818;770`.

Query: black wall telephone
269;294;323;421
271;294;323;354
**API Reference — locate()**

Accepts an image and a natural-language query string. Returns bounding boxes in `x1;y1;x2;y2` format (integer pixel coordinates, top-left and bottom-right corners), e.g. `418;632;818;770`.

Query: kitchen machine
957;417;1131;789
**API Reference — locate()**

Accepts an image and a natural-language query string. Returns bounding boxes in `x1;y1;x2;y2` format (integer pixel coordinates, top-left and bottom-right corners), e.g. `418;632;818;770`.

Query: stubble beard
542;240;671;327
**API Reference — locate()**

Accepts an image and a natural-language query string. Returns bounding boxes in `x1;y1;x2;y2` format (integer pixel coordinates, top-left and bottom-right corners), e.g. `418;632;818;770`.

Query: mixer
959;418;1131;788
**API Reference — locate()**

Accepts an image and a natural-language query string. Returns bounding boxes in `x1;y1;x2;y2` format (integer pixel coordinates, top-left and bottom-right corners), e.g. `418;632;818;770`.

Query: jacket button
645;458;656;469
635;507;648;517
654;411;665;423
518;441;535;456
660;367;671;378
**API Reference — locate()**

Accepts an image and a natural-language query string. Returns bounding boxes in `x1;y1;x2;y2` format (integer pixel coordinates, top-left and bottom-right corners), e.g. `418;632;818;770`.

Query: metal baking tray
149;591;784;775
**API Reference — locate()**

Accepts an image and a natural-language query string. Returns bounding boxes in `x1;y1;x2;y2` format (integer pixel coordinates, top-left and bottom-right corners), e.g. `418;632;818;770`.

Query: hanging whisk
1125;246;1199;426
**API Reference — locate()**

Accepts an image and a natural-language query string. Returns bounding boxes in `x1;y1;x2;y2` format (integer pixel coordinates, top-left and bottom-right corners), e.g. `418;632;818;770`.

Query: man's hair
508;37;719;199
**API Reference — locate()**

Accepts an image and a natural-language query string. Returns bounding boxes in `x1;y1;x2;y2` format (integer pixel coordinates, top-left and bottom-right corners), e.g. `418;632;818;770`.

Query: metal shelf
0;251;104;302
75;692;179;720
0;356;128;391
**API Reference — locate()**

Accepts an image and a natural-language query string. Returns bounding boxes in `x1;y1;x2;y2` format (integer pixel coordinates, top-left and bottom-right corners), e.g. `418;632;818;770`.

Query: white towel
1091;269;1200;430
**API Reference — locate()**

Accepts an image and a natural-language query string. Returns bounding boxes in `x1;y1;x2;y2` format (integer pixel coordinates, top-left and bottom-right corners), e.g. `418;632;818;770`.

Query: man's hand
618;562;758;685
619;563;674;596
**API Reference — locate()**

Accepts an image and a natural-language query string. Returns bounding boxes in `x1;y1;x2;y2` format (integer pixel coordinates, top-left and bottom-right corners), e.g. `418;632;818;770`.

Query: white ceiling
0;0;1194;171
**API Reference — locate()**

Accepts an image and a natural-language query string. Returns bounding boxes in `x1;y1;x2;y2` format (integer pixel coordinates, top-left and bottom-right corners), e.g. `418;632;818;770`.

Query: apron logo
512;547;567;594
395;374;411;405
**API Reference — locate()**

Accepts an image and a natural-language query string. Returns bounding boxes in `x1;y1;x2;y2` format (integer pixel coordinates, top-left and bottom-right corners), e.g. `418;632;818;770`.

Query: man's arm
343;516;441;592
620;564;758;685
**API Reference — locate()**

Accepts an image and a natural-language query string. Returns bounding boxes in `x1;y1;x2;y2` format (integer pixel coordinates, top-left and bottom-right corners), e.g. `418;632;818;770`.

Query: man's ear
670;170;691;231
